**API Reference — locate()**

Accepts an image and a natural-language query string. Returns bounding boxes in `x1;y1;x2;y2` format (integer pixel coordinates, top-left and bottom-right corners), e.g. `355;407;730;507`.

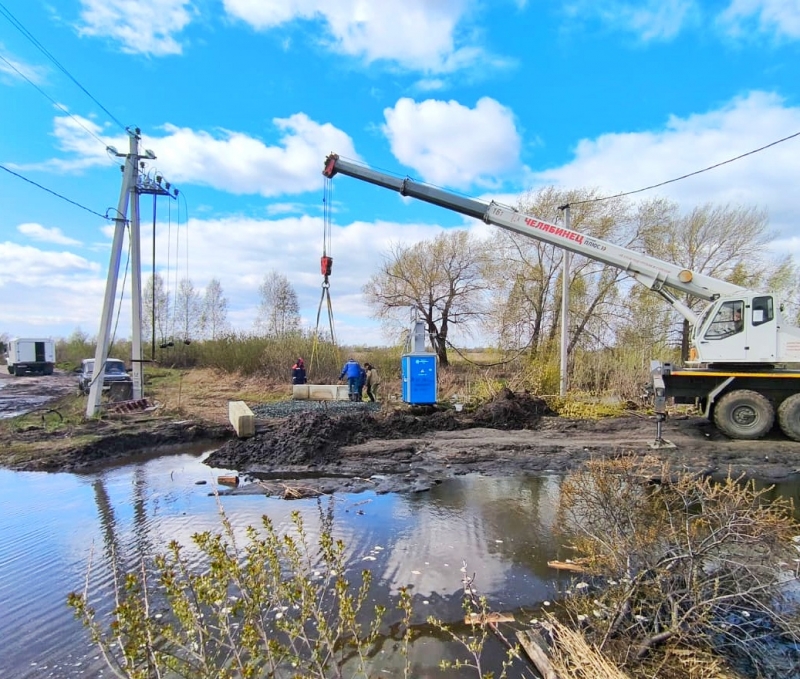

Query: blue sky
1;0;799;346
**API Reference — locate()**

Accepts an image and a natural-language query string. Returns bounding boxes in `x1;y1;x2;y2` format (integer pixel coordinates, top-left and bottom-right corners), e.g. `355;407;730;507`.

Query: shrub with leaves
68;501;387;679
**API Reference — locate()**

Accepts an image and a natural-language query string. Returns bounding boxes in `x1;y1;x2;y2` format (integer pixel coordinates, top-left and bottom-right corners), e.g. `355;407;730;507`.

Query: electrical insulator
321;256;333;277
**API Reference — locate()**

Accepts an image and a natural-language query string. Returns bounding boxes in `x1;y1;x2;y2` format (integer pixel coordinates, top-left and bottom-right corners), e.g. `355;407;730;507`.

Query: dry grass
145;367;291;423
546;619;630;679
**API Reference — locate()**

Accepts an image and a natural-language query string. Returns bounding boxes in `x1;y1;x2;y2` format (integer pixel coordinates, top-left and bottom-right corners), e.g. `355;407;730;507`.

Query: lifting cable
310;177;340;377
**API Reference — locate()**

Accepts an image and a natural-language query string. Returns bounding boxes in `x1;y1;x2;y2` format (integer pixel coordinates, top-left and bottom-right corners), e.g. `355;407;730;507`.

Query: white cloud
0;242;103;331
10;114;115;173
382;97;522;188
564;0;697;41
148;115;359;196
19;113;358;197
0;213;487;343
0;46;47;84
532;90;800;239
222;0;488;73
718;0;800;40
17;223;82;246
77;0;194;56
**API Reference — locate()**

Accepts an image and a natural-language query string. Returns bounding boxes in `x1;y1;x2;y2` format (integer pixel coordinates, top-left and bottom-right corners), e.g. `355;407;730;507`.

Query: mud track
0;367;76;418
205;389;800;497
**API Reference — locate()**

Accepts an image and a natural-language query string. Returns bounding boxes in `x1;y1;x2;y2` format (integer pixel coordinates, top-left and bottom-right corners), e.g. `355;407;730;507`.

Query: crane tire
713;390;774;440
778;394;800;442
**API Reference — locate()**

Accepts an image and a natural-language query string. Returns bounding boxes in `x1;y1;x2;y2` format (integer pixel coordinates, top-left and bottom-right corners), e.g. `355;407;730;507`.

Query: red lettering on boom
524;217;584;245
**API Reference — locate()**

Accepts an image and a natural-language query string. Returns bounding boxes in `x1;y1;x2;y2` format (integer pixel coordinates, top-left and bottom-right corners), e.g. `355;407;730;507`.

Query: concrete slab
292;384;350;401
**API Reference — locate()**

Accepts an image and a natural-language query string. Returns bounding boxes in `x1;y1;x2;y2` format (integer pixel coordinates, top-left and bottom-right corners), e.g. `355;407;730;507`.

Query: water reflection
0;454;571;678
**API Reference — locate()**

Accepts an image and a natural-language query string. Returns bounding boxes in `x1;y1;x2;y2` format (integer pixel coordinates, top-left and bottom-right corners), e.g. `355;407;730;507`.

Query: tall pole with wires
86;129;140;417
129;161;144;399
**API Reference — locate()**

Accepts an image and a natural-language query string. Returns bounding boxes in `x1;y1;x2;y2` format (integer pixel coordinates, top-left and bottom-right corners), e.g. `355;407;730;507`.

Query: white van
6;338;56;376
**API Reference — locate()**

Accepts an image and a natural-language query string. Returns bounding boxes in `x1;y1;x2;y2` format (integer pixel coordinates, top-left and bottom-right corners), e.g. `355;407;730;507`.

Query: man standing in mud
364;363;380;402
339;357;362;401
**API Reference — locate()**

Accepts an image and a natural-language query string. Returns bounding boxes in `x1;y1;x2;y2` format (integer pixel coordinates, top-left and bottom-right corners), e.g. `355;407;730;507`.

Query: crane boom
322;153;800;443
323;154;747;325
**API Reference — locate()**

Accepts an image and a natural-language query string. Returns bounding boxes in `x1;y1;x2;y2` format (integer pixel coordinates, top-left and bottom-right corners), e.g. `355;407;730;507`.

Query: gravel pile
251;399;382;419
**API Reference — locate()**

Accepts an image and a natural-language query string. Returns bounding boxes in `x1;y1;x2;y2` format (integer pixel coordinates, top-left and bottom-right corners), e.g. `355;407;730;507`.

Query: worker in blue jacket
339;358;362;401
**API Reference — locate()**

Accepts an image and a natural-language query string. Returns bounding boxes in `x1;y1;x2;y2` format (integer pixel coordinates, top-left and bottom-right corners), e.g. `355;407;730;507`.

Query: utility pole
86;130;140;417
558;204;571;397
129;163;143;400
87;128;165;417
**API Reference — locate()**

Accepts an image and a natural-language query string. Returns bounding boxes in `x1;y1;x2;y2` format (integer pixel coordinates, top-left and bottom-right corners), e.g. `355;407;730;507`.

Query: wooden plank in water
547;560;588;573
515;630;559;679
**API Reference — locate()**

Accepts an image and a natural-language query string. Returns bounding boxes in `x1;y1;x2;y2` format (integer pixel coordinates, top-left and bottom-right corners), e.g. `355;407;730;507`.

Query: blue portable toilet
401;353;437;405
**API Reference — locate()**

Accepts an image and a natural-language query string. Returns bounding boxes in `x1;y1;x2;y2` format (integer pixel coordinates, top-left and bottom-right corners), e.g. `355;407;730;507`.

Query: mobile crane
323;153;800;442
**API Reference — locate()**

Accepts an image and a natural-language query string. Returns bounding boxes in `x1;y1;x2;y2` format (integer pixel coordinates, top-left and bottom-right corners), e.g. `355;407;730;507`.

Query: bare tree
484;187;635;355
637;200;795;359
200;278;229;340
143;273;170;347
173;278;202;343
255;271;300;337
363;230;489;366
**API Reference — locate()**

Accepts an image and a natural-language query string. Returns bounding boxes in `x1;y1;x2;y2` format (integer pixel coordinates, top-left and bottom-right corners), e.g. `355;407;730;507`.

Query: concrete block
228;400;255;438
292;384;310;399
293;384;351;401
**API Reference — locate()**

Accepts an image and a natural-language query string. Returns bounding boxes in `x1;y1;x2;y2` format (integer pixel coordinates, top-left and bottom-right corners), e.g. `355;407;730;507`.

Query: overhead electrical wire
568;129;800;207
0;53;116;152
0;161;109;220
0;1;126;132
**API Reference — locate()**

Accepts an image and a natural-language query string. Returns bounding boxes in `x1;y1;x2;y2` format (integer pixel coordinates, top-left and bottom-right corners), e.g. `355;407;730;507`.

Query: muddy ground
4;370;800;489
0;369;229;472
206;389;800;497
0;366;77;418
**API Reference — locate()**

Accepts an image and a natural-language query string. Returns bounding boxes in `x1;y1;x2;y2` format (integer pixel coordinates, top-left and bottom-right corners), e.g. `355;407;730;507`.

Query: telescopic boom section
322;154;746;317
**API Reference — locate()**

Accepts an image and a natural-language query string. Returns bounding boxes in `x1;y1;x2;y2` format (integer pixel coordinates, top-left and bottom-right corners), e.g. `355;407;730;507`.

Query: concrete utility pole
129;165;144;400
87;128;164;417
559;205;571;397
87;130;139;417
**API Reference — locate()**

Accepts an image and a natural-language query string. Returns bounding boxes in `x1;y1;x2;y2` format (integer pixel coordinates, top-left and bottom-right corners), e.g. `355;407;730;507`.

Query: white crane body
323;154;800;441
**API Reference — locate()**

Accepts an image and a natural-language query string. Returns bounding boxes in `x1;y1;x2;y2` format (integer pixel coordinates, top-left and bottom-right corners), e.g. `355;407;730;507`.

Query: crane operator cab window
705;300;745;340
751;296;774;326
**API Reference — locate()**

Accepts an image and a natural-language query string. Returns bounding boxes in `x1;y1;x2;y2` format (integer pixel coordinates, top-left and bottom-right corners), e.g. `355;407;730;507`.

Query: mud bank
205;390;800;497
9;419;232;472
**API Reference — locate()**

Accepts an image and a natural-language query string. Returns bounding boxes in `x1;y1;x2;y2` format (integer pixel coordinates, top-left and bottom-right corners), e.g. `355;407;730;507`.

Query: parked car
76;358;132;395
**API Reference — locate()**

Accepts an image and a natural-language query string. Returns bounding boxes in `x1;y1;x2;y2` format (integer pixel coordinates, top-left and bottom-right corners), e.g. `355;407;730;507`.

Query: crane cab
691;293;800;365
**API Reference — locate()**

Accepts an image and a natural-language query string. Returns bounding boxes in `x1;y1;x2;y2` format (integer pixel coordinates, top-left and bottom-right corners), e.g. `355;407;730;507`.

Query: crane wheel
778;394;800;442
713;390;774;440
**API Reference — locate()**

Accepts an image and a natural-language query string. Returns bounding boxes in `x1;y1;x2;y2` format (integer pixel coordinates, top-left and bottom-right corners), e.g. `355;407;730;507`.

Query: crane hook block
321;256;333;277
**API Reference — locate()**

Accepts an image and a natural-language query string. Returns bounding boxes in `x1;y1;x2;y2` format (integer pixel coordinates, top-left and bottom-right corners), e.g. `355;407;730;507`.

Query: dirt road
0;368;77;419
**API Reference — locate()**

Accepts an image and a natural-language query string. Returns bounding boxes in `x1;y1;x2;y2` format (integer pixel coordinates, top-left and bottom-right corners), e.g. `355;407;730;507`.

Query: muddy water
0;451;572;678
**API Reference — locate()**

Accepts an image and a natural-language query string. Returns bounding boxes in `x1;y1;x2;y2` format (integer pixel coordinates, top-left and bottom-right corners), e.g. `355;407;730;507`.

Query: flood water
0;450;574;678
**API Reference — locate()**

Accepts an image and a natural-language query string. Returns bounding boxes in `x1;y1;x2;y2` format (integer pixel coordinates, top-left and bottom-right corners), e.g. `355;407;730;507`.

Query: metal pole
130;169;143;399
152;194;156;361
87;130;139;417
559;205;571;397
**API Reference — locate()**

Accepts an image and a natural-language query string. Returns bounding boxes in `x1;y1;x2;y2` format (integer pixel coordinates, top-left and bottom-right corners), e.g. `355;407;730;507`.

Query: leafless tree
363;230;489;366
199;278;229;340
173;278;202;343
255;271;300;337
143;273;170;347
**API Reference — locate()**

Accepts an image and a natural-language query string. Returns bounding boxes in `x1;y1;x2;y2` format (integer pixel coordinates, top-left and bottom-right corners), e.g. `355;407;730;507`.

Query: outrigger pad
649;438;676;449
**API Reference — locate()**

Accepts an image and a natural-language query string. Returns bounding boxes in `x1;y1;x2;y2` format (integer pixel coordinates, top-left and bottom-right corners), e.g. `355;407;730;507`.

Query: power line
0;52;114;151
569;129;800;207
0;1;126;131
0;162;110;220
